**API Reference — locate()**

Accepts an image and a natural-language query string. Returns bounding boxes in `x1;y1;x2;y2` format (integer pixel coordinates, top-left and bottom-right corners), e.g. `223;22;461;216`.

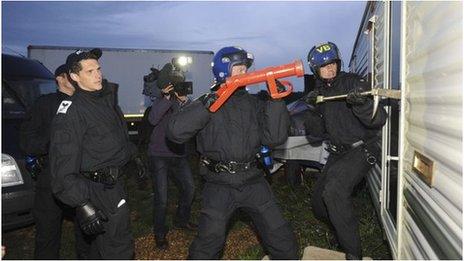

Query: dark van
2;54;56;230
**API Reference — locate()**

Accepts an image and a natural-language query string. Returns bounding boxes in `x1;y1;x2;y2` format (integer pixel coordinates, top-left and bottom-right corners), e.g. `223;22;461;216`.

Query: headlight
1;154;24;187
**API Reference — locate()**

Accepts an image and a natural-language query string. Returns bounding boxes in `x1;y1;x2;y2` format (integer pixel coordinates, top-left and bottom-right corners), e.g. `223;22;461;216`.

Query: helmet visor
224;50;254;68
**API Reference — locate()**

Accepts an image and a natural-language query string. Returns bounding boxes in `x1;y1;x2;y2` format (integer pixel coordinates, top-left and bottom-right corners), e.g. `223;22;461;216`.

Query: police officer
49;49;139;259
303;42;387;259
167;46;299;259
20;64;90;259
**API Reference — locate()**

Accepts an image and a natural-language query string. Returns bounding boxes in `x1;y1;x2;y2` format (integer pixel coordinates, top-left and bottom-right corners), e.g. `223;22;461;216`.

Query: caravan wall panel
401;1;462;259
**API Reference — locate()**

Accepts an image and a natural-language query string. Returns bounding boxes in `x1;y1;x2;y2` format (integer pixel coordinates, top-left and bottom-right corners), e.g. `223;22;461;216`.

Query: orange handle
270;80;293;99
209;60;305;112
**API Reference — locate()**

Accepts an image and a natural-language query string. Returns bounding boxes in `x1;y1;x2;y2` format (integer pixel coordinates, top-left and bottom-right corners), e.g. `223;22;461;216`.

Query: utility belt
200;156;257;174
81;166;121;187
327;137;379;165
327;140;365;154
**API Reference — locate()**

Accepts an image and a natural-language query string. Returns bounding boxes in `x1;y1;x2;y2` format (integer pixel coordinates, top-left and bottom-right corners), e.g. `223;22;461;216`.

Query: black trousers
189;177;299;260
311;144;376;257
149;156;195;238
33;175;91;259
87;182;134;260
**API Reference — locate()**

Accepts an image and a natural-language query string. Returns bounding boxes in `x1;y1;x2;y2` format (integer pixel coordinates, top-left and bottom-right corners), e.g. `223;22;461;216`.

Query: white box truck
28;45;215;135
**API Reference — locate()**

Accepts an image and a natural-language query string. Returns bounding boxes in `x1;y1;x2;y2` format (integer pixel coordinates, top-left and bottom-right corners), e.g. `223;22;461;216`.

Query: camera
142;67;161;97
172;81;193;96
143;67;160;83
142;58;194;98
157;62;193;96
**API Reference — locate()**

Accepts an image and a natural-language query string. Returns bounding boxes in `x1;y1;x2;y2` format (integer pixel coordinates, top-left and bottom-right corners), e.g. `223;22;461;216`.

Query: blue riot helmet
307;42;342;79
211;46;254;84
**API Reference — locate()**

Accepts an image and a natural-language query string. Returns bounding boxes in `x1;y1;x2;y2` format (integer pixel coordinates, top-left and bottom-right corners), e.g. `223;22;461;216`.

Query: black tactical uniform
167;89;299;259
304;72;387;258
20;91;91;259
49;83;136;259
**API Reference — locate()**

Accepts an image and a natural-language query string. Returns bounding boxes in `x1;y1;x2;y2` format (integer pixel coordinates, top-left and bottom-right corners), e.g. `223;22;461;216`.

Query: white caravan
349;1;462;259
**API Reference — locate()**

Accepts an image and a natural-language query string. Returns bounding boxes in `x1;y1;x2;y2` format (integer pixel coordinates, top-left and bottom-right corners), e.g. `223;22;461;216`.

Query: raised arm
260;99;291;147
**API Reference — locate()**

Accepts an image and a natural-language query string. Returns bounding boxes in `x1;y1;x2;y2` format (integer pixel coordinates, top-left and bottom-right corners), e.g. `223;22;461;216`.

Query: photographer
147;63;196;250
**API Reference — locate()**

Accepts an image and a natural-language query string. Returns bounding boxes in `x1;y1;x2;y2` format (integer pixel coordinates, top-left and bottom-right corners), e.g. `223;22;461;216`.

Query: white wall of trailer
28;46;214;116
349;1;462;259
399;1;462;259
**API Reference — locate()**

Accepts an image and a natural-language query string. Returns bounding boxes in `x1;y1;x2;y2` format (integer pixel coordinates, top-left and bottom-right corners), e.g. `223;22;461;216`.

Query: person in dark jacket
167;46;299;260
303;42;387;260
20;64;91;259
49;49;140;259
147;63;196;250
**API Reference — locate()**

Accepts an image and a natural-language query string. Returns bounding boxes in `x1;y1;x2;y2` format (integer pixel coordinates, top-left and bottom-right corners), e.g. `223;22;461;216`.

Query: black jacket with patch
49;84;136;207
20;91;71;156
20;91;71;188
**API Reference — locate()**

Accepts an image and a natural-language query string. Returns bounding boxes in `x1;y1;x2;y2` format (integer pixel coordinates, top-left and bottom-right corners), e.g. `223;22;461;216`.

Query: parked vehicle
270;99;328;183
2;54;56;230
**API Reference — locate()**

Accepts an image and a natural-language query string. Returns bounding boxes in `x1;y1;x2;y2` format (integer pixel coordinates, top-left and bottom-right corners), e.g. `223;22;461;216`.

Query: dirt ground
134;226;260;259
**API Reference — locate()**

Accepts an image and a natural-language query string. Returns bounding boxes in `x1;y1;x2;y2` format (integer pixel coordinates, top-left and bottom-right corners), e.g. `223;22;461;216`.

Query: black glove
133;156;147;180
303;90;320;106
198;92;218;109
25;155;45;180
346;87;368;105
76;202;108;235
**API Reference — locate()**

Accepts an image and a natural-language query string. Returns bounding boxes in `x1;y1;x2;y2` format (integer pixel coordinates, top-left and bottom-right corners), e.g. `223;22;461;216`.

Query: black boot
155;236;169;250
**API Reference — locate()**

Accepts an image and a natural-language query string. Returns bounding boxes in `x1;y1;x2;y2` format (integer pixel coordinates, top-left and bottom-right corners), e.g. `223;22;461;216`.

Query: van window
3;78;56;109
2;84;26;119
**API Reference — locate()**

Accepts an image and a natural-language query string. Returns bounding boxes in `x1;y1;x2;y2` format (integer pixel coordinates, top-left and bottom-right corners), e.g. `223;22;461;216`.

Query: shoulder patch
57;100;72;114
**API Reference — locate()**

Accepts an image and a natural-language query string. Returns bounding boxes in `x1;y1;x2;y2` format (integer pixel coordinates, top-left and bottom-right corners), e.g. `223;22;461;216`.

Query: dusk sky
2;1;366;91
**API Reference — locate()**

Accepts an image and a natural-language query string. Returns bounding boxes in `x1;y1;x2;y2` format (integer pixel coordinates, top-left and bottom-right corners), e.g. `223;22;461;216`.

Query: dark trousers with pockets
149;156;195;238
86;182;134;260
311;144;376;257
33;171;91;259
188;177;299;260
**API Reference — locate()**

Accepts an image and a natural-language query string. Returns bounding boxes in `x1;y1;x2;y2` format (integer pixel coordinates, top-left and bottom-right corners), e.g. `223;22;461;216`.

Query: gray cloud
2;1;365;91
